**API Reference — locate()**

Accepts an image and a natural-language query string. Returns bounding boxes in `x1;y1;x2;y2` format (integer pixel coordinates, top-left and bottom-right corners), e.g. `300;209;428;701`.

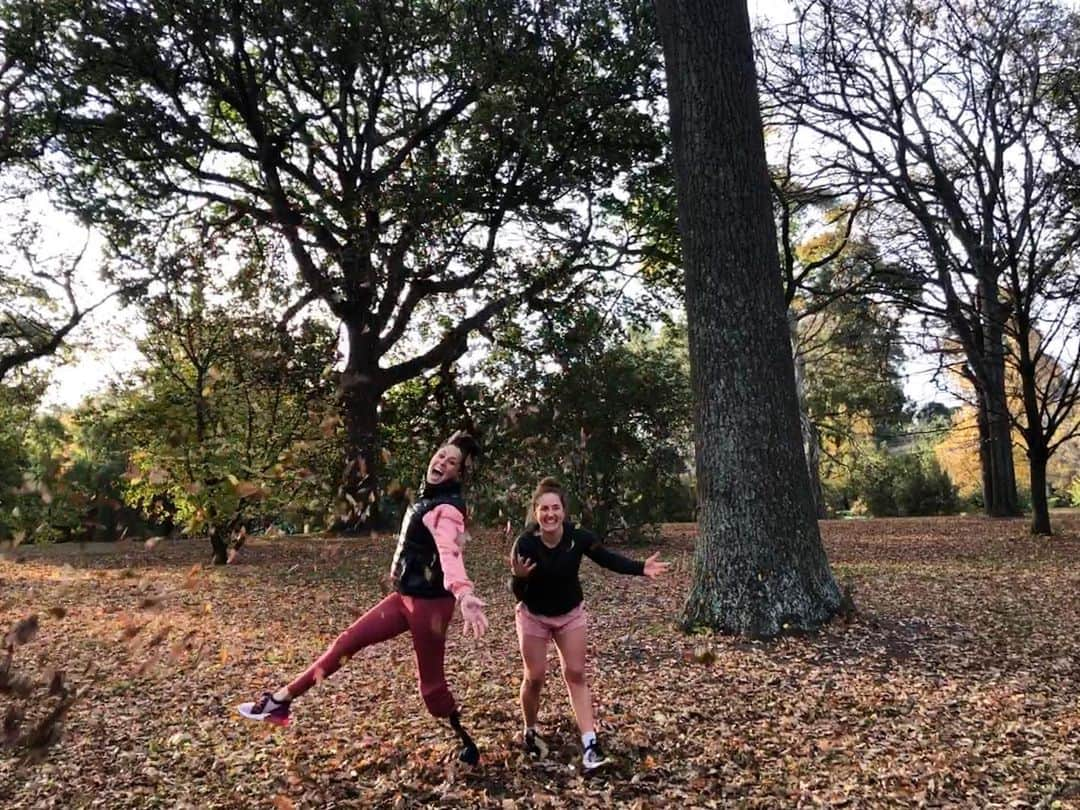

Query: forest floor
1;515;1078;808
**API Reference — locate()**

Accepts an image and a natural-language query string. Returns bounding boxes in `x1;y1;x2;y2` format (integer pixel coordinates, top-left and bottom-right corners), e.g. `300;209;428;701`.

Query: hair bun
447;431;480;461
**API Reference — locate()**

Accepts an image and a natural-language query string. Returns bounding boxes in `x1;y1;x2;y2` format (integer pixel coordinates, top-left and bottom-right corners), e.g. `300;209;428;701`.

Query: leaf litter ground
1;515;1078;808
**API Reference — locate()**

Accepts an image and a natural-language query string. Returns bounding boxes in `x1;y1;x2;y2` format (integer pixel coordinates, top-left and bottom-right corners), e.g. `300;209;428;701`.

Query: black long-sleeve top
510;522;645;616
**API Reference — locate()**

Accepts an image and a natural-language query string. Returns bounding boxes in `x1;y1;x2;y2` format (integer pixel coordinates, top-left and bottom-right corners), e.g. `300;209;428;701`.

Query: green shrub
857;449;959;517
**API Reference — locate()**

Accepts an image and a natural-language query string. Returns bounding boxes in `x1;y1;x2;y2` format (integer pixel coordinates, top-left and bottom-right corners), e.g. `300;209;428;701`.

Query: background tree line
1;0;1079;566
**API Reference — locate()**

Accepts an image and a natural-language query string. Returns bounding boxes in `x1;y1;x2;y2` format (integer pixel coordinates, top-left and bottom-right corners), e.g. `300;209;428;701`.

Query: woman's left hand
643;552;671;579
459;593;489;639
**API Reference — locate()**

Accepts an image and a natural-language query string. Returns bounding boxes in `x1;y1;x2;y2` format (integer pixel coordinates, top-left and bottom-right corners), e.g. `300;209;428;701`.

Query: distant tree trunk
656;0;842;637
802;415;827;520
209;527;229;566
209;513;244;565
791;321;827;519
1016;327;1052;535
980;296;1021;517
1028;448;1051;535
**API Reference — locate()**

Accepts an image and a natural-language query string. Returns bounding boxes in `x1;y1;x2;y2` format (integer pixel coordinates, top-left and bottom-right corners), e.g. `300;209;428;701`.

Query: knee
522;672;546;692
420;682;455;718
561;666;586;687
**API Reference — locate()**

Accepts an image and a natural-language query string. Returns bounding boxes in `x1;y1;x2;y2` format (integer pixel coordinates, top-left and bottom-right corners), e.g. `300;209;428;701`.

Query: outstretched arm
583;536;646;576
585;535;671;579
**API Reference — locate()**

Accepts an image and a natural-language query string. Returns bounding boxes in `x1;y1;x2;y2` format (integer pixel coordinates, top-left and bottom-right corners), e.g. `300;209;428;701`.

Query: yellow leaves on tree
934;406;1030;500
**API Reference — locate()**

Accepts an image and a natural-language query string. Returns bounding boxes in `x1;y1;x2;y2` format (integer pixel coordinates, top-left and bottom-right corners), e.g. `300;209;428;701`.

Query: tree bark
209;527;229;566
977;276;1020;518
981;346;1021;517
338;319;386;528
1028;448;1051;536
656;0;842;637
791;322;827;519
802;414;827;520
973;386;994;512
1016;326;1052;535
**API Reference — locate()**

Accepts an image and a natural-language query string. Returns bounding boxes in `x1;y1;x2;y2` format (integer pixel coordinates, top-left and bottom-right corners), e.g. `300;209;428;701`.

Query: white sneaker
582;740;610;771
236;692;291;726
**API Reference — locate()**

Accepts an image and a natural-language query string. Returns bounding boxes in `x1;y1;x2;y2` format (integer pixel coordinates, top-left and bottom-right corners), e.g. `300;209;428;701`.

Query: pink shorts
515;602;588;641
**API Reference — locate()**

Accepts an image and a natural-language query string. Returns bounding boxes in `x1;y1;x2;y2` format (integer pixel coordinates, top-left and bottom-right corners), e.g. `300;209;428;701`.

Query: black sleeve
509;534;533;600
581;529;646;576
509;576;529;601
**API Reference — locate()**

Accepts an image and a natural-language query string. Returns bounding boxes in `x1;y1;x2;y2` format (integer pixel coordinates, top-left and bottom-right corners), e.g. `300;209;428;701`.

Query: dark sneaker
236;692;291;727
449;712;479;765
582;739;610;771
523;728;549;758
458;739;480;765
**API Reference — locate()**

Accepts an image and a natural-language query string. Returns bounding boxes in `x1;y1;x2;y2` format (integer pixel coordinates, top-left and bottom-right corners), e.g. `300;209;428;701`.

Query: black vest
390;481;467;598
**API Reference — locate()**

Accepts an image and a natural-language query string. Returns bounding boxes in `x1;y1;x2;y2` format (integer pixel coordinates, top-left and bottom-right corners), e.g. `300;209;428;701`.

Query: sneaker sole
236;704;291;727
524;738;549;759
582;758;610;772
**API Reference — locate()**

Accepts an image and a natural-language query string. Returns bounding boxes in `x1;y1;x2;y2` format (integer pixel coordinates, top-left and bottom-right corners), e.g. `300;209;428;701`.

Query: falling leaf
234;481;266;500
692;644;716;666
3;704;22;743
147;468;170;485
273;796;296;810
183;564;201;590
46;669;65;696
7;615;39;646
144;536;164;551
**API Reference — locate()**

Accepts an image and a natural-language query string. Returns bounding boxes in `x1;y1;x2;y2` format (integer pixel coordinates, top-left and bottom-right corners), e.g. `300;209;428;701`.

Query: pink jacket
422;504;473;599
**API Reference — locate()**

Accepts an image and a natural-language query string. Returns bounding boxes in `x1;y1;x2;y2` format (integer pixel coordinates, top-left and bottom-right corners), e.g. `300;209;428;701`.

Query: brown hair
531;476;567;512
446;430;480;476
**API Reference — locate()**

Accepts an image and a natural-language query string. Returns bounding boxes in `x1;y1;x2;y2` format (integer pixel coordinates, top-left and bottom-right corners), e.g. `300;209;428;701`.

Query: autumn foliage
2;518;1078;807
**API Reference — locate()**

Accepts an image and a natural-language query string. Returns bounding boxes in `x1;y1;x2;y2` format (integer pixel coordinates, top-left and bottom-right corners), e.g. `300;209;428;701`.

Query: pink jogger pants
286;592;458;717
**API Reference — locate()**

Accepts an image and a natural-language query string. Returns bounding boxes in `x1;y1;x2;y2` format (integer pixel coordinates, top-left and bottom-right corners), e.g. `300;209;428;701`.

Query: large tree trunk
337;320;386;530
656;0;842;638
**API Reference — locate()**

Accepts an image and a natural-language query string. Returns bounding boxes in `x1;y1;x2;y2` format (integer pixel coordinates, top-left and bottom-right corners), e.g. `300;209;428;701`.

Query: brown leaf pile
1;515;1078;808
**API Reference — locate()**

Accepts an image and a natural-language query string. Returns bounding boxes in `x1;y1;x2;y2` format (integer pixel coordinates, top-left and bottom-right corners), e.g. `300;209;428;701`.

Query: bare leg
553;625;592;735
519;632;549;729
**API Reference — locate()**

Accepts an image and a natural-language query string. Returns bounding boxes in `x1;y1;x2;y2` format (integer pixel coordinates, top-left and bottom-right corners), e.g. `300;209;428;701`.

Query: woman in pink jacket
238;432;489;764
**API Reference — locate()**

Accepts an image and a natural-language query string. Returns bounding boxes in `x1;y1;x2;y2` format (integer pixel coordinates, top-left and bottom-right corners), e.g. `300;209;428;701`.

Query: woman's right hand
510;552;537;578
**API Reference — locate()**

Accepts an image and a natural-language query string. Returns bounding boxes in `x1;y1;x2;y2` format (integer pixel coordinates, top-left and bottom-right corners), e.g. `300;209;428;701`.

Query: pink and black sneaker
236;692;291;727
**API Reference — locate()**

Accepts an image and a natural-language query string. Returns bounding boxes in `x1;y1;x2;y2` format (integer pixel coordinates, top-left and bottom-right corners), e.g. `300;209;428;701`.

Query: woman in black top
509;477;670;771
